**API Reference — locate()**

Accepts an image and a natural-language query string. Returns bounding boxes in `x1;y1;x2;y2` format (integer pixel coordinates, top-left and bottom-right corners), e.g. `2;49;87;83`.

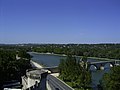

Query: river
29;52;110;89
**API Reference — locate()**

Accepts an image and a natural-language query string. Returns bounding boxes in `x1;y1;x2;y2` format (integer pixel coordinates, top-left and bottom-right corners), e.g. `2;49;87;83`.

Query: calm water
29;52;110;88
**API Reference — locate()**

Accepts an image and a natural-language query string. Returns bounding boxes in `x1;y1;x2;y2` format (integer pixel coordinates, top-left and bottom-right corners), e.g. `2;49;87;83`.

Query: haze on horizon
0;0;120;44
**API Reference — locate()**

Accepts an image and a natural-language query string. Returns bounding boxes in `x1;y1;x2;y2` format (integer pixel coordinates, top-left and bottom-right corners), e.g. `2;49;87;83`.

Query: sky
0;0;120;44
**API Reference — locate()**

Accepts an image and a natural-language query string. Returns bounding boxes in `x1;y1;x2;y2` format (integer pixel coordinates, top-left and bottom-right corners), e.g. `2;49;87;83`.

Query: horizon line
0;42;120;45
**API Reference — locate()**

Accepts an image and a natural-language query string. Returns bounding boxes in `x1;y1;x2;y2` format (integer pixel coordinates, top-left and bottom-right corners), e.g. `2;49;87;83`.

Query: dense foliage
59;55;91;90
0;50;31;88
18;50;32;59
32;44;120;59
1;44;120;59
101;66;120;90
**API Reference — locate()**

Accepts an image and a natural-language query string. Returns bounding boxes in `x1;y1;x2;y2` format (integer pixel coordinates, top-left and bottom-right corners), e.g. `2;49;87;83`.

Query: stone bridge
41;60;120;71
89;60;120;70
42;60;120;71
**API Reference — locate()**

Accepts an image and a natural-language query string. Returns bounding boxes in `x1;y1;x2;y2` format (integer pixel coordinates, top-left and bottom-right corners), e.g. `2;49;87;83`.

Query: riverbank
30;60;59;77
31;52;67;57
30;52;117;61
30;60;43;68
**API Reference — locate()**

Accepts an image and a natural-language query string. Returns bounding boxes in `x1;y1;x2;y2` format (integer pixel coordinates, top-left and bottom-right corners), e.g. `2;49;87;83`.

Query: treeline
0;50;31;88
59;55;91;90
0;44;32;51
0;43;120;59
1;44;120;59
32;44;120;59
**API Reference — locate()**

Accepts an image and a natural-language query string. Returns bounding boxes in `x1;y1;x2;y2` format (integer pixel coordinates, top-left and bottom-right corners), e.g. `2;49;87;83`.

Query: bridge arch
89;64;98;71
103;62;114;69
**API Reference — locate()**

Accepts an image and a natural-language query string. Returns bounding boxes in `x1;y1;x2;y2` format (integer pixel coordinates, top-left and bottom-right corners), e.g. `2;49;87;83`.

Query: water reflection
91;64;110;88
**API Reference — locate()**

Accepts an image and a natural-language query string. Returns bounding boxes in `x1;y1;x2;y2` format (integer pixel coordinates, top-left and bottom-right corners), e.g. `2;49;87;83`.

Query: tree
0;50;32;89
102;66;120;90
59;55;91;90
79;56;91;89
18;50;31;59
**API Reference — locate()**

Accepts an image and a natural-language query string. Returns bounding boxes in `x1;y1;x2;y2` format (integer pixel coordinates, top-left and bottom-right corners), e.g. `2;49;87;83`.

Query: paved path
47;75;74;90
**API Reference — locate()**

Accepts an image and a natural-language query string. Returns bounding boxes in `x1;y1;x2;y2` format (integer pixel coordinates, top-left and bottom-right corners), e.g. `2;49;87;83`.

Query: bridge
43;60;120;71
35;60;120;72
88;60;120;70
31;60;120;72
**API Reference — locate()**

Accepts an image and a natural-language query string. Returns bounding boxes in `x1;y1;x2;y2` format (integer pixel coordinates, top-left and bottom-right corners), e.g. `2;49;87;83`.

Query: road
47;74;74;90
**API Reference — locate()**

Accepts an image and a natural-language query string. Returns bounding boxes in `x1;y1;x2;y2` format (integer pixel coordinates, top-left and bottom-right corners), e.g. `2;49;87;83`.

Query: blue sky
0;0;120;44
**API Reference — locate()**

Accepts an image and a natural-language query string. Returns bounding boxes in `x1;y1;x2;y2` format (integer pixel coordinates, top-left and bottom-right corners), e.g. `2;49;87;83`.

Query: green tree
79;56;91;89
0;50;32;89
59;55;91;90
18;50;31;59
102;66;120;90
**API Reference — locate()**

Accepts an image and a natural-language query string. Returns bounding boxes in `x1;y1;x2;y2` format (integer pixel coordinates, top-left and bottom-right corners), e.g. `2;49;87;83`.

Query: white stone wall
22;76;28;90
27;77;40;88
